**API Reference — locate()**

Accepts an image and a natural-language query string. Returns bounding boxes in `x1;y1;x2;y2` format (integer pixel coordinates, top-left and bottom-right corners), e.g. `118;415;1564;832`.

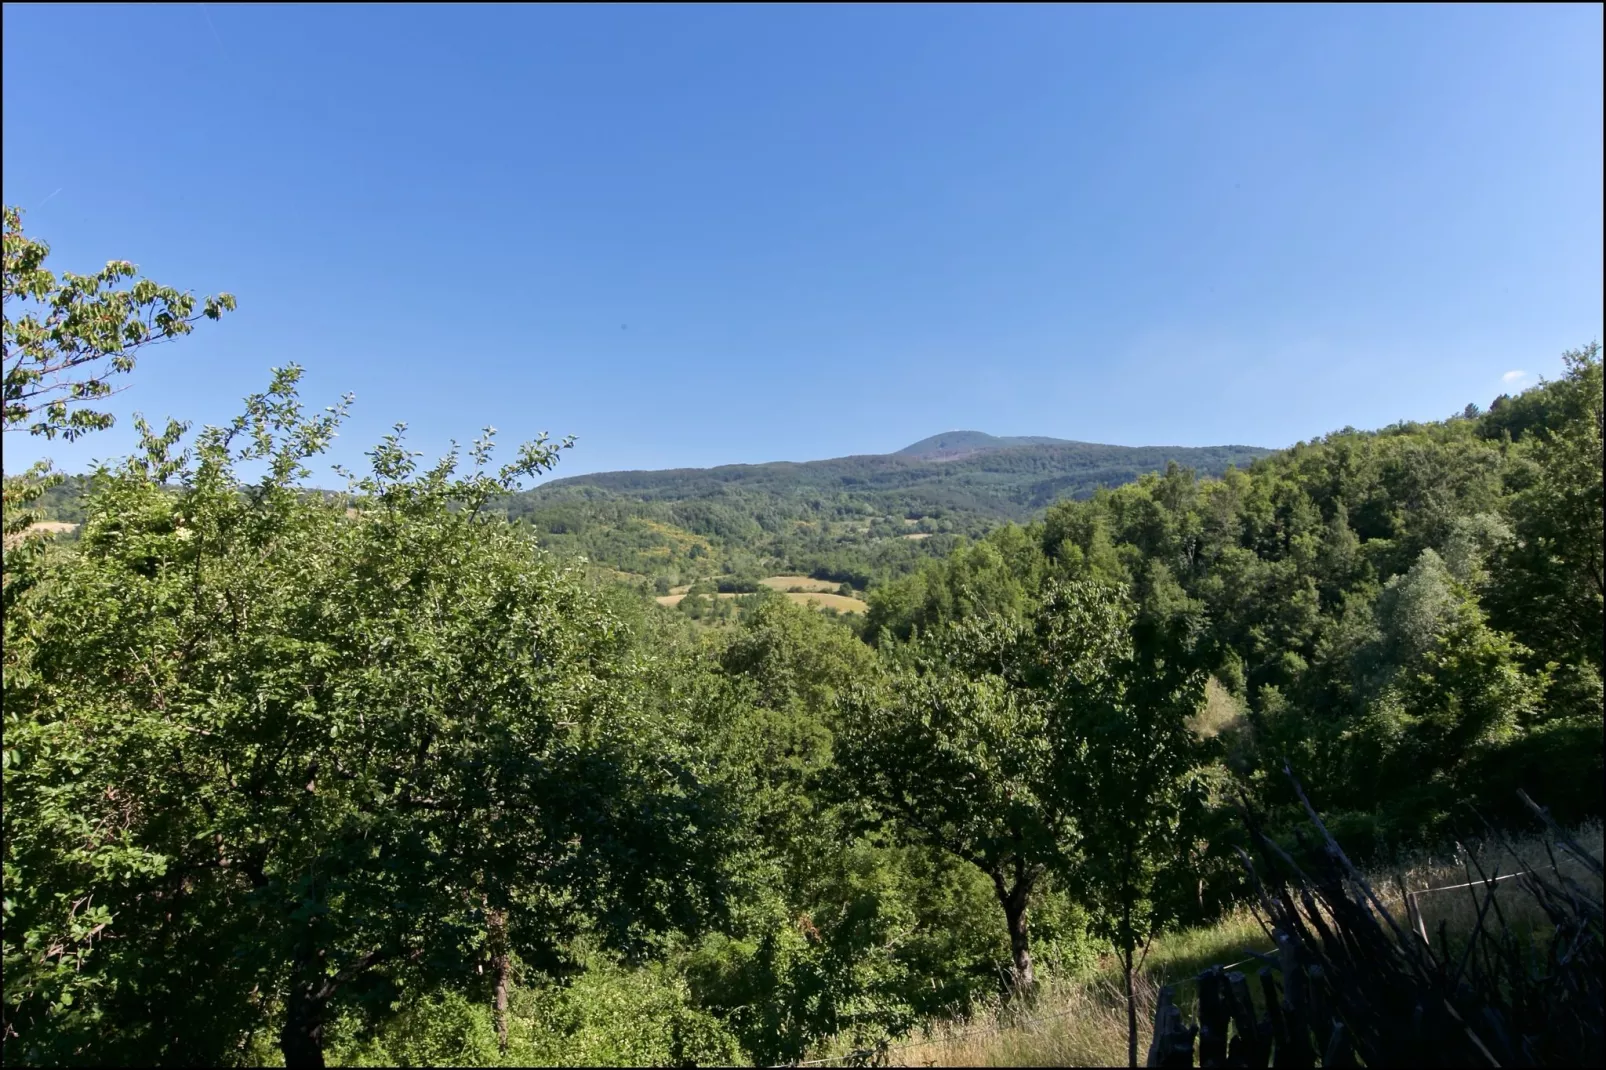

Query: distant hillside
26;436;1273;590
506;435;1272;589
530;435;1272;520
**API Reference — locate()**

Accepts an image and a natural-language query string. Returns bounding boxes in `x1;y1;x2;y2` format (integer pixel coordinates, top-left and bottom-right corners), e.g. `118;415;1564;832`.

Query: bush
511;959;744;1067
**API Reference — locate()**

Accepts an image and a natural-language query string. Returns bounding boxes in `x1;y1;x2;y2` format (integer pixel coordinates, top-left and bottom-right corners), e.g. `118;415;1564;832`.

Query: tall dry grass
1367;821;1604;949
842;823;1605;1068
882;973;1156;1068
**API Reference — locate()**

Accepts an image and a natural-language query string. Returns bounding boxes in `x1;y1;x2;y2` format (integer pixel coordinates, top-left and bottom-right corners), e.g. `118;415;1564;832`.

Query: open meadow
655;578;869;614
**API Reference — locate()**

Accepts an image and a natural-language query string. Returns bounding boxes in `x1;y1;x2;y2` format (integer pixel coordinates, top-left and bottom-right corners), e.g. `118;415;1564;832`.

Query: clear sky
3;3;1602;482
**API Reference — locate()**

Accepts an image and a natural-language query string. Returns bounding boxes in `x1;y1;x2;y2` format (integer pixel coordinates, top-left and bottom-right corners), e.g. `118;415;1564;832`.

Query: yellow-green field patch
2;520;78;551
638;518;713;552
654;590;868;615
783;592;868;614
759;575;842;593
655;592;742;607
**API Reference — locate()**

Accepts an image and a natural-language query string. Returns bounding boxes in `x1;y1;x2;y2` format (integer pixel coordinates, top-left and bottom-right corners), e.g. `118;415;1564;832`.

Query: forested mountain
22;435;1271;593
532;434;1270;515
503;435;1271;591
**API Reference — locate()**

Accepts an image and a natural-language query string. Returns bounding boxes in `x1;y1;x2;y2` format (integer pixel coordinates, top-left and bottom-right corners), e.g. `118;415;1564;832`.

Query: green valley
502;434;1272;597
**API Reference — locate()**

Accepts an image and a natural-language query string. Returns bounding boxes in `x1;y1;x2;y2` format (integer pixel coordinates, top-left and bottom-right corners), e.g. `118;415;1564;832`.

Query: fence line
775;852;1601;1067
771;952;1274;1068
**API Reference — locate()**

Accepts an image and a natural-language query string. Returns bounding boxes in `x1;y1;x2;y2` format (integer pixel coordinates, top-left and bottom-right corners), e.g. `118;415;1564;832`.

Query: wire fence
771;852;1602;1068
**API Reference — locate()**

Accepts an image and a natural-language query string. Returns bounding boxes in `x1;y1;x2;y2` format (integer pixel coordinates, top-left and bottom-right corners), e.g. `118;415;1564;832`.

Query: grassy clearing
1373;821;1604;950
782;592;867;614
759;575;843;593
654;592;750;607
654;583;869;615
637;518;713;552
840;824;1604;1068
3;520;79;551
883;974;1152;1068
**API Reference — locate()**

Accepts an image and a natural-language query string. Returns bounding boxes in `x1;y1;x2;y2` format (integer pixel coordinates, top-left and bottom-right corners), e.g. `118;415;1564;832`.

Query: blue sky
4;3;1601;482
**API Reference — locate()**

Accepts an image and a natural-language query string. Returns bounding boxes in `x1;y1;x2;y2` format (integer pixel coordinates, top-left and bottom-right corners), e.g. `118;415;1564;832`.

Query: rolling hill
527;432;1272;519
26;433;1272;591
501;433;1273;590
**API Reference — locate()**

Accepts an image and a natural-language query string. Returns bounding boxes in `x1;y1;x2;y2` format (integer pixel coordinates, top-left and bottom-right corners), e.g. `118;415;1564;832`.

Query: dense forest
4;204;1602;1068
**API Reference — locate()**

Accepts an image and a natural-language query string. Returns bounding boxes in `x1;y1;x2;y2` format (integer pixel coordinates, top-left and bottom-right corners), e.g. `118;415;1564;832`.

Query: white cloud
1501;370;1527;384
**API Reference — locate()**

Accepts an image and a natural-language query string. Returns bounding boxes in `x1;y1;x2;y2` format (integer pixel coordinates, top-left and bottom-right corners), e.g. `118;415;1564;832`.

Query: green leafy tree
864;525;1046;644
2;205;234;579
831;613;1072;997
1490;343;1603;678
685;598;1009;1063
1340;548;1546;838
2;368;730;1067
1034;580;1208;1067
3;205;236;441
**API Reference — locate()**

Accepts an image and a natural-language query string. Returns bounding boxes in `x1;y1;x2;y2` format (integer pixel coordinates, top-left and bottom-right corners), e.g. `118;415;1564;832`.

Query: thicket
4;204;1601;1067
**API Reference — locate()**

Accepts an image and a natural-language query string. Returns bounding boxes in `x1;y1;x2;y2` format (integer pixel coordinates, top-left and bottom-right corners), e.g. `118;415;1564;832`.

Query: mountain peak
895;431;1073;458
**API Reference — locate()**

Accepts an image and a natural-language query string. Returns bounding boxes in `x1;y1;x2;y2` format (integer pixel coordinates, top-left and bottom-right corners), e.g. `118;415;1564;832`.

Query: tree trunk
1120;845;1140;1067
489;908;510;1052
280;908;329;1070
280;976;329;1070
1123;949;1138;1068
278;903;387;1068
1002;894;1035;995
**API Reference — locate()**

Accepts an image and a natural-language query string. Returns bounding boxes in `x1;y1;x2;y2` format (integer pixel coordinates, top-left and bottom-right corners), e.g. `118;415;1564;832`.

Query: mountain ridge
532;433;1273;520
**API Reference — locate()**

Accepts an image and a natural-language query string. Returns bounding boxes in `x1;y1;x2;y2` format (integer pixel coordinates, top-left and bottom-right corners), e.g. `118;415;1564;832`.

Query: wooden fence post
1198;966;1231;1067
1227;970;1270;1068
1146;984;1198;1068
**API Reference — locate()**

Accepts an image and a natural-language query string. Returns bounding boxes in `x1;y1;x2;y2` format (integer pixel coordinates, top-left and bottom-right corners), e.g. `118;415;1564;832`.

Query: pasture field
2;520;78;551
759;575;843;593
655;592;745;607
653;583;870;615
782;592;867;613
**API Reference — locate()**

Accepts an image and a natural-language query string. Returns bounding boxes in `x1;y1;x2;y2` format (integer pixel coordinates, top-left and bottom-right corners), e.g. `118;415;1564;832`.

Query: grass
637;518;713;552
781;592;867;614
882;974;1153;1068
655;592;744;607
654;580;869;615
1373;821;1604;952
2;520;79;551
824;823;1604;1068
759;575;845;593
